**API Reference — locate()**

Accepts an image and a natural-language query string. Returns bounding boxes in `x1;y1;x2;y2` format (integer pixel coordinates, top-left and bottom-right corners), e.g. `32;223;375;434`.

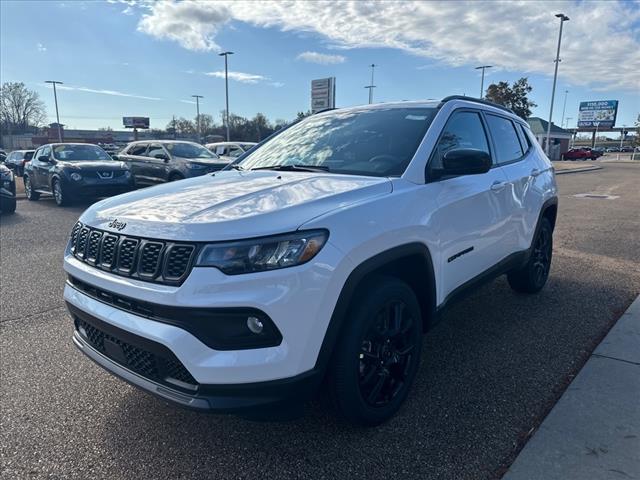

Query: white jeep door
428;109;514;303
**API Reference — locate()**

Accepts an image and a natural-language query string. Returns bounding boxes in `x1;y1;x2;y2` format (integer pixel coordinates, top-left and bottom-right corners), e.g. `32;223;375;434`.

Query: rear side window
430;111;490;170
486;114;524;164
128;144;148;156
516;124;532;152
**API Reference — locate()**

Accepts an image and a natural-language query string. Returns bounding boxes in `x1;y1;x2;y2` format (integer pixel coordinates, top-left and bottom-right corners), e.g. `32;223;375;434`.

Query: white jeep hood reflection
80;170;392;240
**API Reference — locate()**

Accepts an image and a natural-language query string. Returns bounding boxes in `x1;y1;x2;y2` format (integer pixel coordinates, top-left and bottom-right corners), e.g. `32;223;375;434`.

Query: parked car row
0;140;257;211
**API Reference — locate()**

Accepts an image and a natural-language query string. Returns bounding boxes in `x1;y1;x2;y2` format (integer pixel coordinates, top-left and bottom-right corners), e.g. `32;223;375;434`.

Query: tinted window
516;124;531;152
165;142;216;159
486;115;524;164
128;144;148;156
430;111;490;170
147;144;166;159
239;107;437;177
24;151;34;161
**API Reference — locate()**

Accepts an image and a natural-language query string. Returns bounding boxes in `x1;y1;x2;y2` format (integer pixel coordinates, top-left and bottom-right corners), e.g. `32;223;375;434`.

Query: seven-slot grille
69;222;196;285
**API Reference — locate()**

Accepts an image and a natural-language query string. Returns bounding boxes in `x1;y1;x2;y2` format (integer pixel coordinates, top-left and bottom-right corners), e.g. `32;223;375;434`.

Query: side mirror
110;154;119;160
441;149;491;176
38;156;51;163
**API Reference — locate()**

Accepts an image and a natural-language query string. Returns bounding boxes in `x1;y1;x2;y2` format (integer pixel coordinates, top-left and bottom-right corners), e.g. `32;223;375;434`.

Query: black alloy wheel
328;275;422;426
508;217;553;293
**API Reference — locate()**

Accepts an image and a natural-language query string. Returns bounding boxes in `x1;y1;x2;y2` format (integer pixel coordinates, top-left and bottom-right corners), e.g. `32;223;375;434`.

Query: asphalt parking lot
1;162;639;480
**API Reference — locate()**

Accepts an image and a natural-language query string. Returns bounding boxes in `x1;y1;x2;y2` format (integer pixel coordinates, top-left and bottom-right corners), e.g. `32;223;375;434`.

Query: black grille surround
69;302;198;392
69;222;198;286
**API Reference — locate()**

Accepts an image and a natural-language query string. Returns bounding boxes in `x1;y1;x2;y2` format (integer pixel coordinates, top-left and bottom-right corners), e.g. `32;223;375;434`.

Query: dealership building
526;117;572;160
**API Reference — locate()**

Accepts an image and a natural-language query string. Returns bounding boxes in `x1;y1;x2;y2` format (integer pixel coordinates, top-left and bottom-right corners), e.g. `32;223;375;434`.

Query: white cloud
48;83;161;101
205;70;267;84
137;1;229;51
297;51;346;64
134;0;640;92
37;43;47;53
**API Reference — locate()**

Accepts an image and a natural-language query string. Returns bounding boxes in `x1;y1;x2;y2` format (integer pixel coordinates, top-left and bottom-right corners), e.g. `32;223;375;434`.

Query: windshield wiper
229;164;245;170
250;164;330;173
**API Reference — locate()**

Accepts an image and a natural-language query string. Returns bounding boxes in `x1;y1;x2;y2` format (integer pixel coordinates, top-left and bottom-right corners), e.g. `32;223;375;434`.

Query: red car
562;148;602;161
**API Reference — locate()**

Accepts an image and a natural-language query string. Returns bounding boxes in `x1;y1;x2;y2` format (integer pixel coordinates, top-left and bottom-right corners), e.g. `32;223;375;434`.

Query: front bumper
70;303;322;412
63;239;352;386
63;175;133;197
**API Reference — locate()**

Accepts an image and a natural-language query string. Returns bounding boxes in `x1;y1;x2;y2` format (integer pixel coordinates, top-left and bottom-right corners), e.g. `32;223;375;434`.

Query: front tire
24;175;40;201
0;197;16;214
328;276;423;426
52;178;69;206
508;217;553;293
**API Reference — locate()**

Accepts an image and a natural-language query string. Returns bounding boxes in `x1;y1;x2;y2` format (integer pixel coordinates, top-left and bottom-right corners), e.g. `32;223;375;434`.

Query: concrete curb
503;294;640;480
554;165;602;175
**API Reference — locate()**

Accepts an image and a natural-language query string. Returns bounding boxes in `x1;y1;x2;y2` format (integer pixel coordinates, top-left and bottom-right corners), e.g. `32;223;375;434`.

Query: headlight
196;230;328;275
186;163;207;170
70;172;82;181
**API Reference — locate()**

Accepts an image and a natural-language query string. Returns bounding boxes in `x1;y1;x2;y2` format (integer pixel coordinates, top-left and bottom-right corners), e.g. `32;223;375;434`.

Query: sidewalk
552;161;602;175
503;295;640;480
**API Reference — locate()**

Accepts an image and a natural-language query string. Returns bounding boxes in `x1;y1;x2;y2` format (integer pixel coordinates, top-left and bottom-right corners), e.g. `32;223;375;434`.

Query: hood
80;170;391;241
59;160;128;171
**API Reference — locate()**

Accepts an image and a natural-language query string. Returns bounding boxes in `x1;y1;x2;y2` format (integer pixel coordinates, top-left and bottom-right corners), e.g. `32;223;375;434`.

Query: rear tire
24;175;40;201
508;217;553;293
328;275;423;426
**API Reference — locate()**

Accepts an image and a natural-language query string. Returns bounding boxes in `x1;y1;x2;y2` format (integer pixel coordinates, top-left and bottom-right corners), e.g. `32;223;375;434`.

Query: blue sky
1;0;638;136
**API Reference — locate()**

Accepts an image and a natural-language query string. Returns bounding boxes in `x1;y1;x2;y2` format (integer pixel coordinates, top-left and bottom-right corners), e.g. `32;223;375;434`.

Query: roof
527;117;571;136
206;142;257;146
127;140;199;145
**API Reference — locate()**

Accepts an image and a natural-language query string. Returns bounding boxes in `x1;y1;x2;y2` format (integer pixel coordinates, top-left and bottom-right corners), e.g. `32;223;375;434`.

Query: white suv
64;97;558;425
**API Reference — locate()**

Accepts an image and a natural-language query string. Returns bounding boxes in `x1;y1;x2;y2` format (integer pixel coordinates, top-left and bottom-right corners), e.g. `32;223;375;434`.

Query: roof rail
439;95;515;115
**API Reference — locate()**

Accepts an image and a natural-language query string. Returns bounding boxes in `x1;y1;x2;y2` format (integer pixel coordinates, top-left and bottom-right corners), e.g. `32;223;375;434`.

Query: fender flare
313;242;436;373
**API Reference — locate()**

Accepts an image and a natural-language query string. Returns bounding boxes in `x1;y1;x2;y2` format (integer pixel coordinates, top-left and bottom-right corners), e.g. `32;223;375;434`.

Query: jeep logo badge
108;219;127;231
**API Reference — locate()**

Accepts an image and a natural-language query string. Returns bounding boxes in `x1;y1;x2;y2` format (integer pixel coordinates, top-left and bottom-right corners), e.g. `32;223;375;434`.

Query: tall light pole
45;80;63;142
561;89;569;128
219;51;234;141
545;13;570;157
475;65;492;98
365;63;377;104
191;95;203;143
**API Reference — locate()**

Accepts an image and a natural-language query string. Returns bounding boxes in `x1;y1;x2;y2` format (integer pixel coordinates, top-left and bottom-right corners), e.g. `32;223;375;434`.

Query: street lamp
191;95;203;143
45;80;63;142
364;64;377;104
474;65;493;99
561;89;569;128
218;51;234;141
545;13;570;157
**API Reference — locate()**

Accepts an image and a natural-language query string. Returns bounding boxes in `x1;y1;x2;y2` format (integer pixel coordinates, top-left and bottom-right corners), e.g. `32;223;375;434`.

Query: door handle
490;181;507;192
530;168;541;177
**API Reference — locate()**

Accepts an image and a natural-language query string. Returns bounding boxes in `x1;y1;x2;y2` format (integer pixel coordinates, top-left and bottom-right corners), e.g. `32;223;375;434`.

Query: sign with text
311;77;336;113
123;117;150;129
577;100;618;129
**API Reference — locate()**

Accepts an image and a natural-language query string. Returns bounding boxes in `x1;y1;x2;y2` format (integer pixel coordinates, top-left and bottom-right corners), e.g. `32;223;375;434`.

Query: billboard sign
311;77;336;113
123;116;150;129
577;100;618;129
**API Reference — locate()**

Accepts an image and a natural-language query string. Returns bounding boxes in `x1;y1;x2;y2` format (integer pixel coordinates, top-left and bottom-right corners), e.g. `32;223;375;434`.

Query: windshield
165;142;217;159
238;107;437;177
52;144;112;161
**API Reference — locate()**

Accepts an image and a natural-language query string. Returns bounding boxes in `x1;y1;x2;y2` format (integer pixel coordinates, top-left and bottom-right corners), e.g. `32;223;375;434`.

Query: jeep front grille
69;222;197;285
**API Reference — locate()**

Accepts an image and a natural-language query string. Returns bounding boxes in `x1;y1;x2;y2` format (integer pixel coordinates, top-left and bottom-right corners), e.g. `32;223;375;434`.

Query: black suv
0;163;16;214
116;140;227;186
24;143;134;206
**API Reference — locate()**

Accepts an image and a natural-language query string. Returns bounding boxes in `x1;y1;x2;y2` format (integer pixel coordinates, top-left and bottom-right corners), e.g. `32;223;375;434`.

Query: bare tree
0;82;47;133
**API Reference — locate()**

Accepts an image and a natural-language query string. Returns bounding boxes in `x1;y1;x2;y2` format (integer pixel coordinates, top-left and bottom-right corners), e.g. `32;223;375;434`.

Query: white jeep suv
64;97;558;425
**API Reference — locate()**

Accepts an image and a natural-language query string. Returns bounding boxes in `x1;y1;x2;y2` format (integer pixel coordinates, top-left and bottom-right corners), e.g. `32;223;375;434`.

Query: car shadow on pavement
94;264;638;480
